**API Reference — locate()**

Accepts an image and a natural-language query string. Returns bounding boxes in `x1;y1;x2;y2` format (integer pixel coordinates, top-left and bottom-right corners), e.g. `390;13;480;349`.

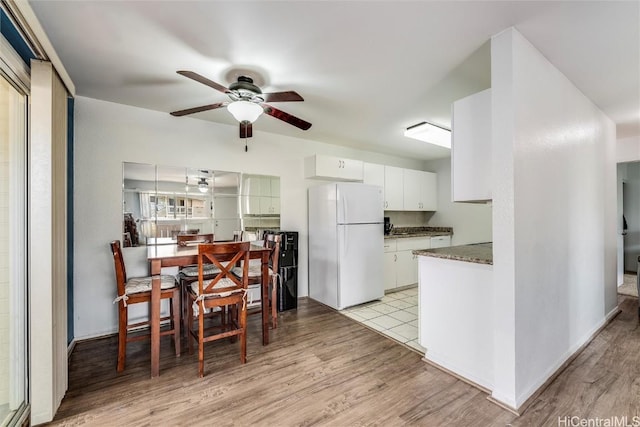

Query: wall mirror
122;162;280;246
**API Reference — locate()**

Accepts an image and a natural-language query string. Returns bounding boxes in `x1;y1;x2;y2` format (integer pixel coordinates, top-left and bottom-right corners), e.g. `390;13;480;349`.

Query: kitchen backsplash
392;225;453;234
384;211;431;227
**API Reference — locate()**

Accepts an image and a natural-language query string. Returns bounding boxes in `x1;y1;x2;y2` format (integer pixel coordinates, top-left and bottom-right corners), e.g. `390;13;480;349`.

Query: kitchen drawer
396;237;431;251
384;239;397;252
430;235;451;248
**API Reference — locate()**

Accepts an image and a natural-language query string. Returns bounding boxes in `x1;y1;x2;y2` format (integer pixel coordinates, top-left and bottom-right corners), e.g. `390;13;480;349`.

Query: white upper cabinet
363;162;385;188
363;162;385;208
240;174;280;216
451;88;492;202
384;166;404;210
403;169;437;211
305;154;364;181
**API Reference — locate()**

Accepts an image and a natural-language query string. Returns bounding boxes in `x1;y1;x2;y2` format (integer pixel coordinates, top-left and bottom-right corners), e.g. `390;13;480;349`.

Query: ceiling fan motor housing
229;76;263;101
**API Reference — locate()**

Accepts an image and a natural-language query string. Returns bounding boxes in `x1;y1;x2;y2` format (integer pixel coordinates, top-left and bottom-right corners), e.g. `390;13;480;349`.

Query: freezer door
337;223;384;309
336;183;383;225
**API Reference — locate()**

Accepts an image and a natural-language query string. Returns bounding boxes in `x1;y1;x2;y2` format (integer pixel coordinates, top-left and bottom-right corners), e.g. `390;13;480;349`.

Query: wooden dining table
146;243;271;378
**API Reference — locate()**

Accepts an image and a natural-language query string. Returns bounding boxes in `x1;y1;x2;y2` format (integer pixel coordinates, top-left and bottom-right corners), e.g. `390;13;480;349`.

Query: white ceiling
29;1;639;160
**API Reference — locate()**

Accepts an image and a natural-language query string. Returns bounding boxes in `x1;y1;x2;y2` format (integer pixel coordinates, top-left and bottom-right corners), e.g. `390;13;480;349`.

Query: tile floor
342;285;426;354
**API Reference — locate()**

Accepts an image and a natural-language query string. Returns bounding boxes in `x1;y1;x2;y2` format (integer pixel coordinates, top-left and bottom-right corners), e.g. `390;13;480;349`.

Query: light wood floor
46;296;640;426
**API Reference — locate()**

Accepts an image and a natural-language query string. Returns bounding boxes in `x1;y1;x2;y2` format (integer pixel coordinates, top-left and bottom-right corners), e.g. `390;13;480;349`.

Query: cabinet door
420;171;437;211
364;163;385;209
270;197;280;215
383;252;397;290
340;158;364;180
259;176;271;197
402;169;421;210
258;196;280;215
404;170;437;211
241;175;262;197
451;88;492;202
364;162;385;187
306;154;363;181
430;235;451;248
395;250;417;287
384;166;403;210
270;177;280;198
240;195;260;216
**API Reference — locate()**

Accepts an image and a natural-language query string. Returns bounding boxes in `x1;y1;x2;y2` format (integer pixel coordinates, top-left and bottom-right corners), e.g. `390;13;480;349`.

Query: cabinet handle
394;254;397;262
385;201;388;208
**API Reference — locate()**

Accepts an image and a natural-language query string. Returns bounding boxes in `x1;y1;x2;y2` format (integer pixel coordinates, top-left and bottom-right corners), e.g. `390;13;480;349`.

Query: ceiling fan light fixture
404;121;451;149
198;178;209;193
227;100;263;123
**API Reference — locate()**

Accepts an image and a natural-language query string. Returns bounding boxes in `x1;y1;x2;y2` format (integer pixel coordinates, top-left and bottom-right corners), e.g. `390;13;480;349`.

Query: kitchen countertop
413;242;493;265
384;226;453;239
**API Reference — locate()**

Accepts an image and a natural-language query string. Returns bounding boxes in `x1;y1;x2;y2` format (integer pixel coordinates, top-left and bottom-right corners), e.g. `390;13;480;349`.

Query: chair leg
187;294;194;355
271;276;278;329
198;307;205;378
172;289;181;356
240;301;247;364
117;304;127;372
182;281;190;337
229;304;238;343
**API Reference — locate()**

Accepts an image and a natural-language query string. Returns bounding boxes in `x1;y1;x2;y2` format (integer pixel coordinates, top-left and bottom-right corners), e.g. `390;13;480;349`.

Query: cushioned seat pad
180;264;221;277
231;265;273;278
189;278;244;299
125;275;177;295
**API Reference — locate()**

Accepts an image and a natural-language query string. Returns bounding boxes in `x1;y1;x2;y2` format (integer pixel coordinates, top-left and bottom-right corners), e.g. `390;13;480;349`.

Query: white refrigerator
308;183;384;310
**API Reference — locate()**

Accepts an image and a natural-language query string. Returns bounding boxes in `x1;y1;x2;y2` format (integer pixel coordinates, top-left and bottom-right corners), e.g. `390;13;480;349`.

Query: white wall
74;96;424;340
616;136;640;163
491;28;617;409
423;157;492;245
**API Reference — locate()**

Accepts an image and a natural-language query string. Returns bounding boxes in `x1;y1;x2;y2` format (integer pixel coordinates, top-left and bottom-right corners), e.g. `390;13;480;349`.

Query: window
0;71;28;426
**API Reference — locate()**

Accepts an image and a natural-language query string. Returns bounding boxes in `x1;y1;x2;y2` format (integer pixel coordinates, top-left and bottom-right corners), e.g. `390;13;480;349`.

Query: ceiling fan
170;70;312;140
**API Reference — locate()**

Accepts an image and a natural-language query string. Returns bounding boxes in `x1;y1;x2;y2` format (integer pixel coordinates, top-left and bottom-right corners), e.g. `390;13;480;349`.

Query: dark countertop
384;226;453;240
413;242;493;265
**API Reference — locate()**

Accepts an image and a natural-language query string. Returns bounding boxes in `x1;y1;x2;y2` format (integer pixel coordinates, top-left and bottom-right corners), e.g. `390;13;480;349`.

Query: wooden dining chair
185;241;250;377
232;233;281;329
109;240;181;372
176;233;220;333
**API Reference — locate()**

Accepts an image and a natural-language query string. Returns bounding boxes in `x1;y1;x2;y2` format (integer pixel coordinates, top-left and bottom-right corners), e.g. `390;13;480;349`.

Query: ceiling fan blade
170;102;227;117
239;122;253;138
262;104;312;130
262;91;304;102
177;70;229;93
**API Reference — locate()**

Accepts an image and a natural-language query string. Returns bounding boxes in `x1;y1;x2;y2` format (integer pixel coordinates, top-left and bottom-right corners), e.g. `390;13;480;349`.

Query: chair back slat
177;233;214;247
109;240;127;296
263;233;281;272
198;242;250;296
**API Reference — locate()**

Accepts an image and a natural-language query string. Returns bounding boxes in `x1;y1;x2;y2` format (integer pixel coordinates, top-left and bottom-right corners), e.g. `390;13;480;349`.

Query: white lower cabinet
384;237;440;290
383;252;397;291
396;250;417;287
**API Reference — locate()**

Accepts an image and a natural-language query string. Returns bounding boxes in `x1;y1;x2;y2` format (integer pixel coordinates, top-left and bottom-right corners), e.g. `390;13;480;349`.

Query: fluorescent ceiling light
404;121;451;148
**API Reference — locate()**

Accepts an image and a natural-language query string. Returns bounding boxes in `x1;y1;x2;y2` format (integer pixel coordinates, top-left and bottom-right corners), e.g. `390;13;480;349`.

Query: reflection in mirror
123;162;155;247
240;174;280;235
123;162;280;246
